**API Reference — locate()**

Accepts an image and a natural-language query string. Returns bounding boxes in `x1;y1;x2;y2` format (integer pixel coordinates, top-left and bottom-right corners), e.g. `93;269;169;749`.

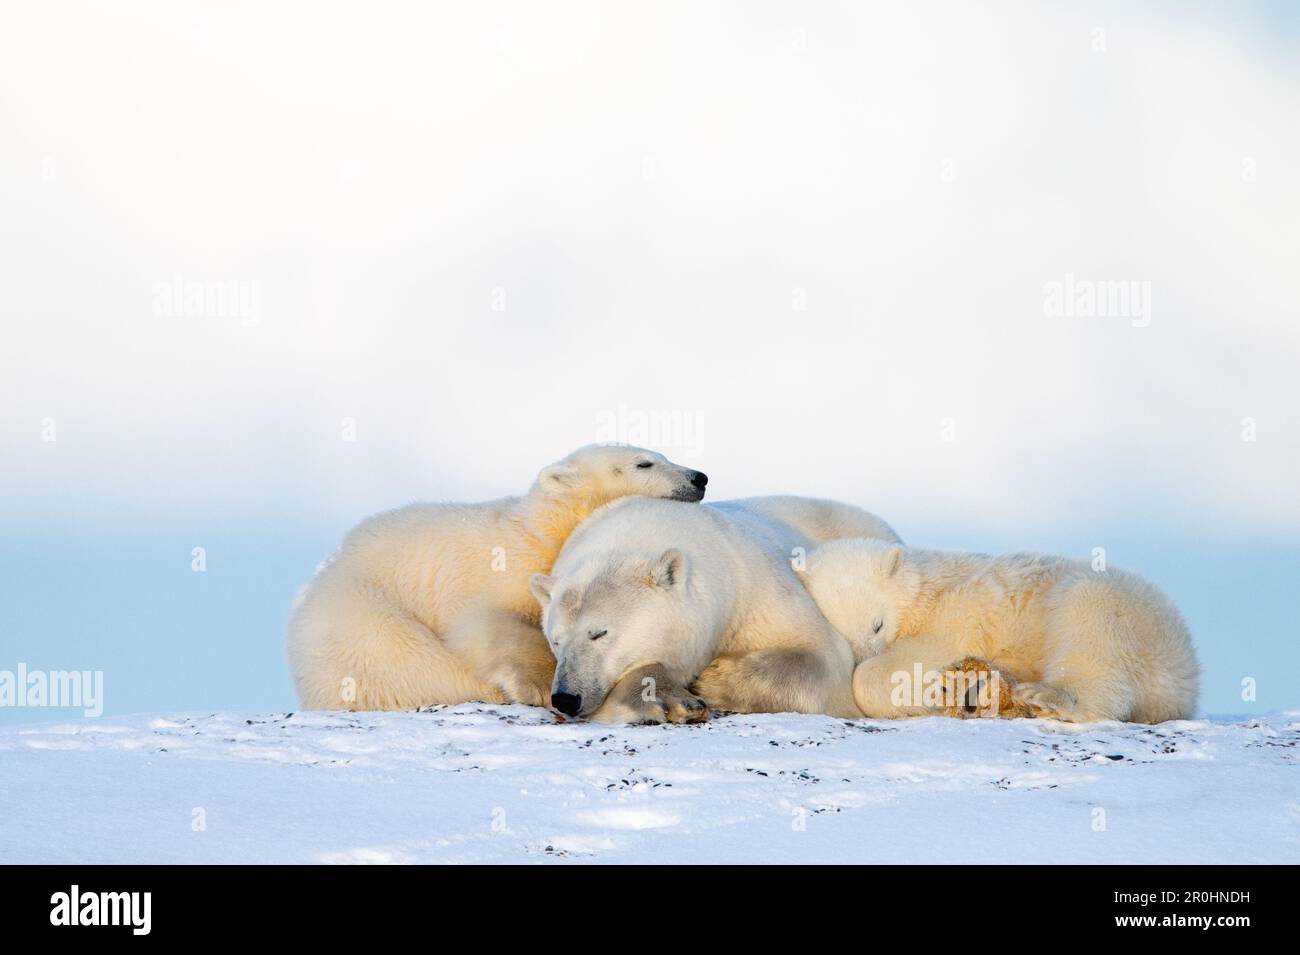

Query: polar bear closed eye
287;445;708;712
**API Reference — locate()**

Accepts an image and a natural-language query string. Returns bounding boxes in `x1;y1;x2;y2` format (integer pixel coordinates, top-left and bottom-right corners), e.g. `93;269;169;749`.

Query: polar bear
796;539;1199;723
287;445;708;711
528;496;901;723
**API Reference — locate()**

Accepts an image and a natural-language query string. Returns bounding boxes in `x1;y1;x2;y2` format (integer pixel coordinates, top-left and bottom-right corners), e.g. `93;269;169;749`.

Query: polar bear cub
797;539;1198;723
288;445;707;711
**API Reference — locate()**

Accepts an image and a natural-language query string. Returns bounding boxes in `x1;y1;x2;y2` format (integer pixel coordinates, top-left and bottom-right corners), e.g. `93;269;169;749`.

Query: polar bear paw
654;688;710;725
689;656;746;714
1011;682;1079;720
591;664;710;724
596;687;709;725
488;671;552;709
938;657;1037;719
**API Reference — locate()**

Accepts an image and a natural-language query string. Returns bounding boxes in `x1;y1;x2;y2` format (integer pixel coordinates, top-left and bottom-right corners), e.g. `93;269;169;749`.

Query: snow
1;707;1296;864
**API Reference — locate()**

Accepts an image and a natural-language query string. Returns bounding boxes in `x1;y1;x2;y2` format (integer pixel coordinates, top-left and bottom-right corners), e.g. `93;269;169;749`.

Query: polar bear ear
651;548;686;588
537;464;581;495
529;573;554;608
882;547;903;577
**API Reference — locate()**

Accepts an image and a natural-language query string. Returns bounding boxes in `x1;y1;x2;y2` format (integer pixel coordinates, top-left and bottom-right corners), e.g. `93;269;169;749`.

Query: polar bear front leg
440;605;556;708
692;648;860;718
590;663;709;724
851;632;970;718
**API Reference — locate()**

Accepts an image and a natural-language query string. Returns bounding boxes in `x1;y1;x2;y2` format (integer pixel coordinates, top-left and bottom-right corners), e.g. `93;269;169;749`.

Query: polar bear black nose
551;692;582;716
691;471;708;489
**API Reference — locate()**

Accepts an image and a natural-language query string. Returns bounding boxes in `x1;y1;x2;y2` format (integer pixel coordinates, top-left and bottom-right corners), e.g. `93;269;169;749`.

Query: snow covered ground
1;706;1296;864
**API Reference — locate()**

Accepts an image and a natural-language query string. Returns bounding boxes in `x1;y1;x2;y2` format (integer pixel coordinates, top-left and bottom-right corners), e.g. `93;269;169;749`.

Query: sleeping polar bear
529;496;901;723
797;539;1199;723
287;445;707;711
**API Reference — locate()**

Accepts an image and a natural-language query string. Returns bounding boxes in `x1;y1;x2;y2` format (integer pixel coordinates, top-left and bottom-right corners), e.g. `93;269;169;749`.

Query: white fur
531;496;901;722
798;538;1199;723
287;446;706;710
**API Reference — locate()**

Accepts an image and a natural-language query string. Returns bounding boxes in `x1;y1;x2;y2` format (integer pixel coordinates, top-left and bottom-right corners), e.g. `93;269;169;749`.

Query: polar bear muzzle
671;471;708;502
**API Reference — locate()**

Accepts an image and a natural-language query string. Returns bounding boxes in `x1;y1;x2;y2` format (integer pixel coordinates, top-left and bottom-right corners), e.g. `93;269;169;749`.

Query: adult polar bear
529;496;901;722
288;445;708;711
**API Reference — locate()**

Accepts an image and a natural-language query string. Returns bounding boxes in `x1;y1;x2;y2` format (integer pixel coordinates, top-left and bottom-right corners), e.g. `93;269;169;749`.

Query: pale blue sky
2;1;1297;724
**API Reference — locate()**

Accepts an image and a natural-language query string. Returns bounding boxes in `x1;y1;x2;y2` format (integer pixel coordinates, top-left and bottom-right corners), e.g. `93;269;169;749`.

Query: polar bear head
532;445;707;507
529;548;703;718
796;538;921;660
